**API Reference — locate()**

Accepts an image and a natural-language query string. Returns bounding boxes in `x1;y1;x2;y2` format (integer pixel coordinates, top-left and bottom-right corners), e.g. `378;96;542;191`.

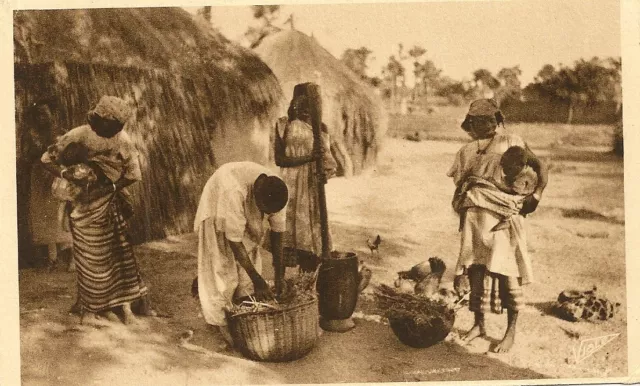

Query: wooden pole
301;83;331;261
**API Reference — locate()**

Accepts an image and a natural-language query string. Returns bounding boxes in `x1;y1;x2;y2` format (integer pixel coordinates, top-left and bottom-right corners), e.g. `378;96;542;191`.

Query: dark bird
357;261;372;293
404;131;422;142
453;274;471;300
414;257;447;298
191;276;199;298
397;260;431;282
367;235;382;256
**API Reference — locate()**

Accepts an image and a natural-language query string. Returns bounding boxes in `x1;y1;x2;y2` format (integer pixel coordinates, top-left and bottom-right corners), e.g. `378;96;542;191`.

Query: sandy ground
18;137;627;384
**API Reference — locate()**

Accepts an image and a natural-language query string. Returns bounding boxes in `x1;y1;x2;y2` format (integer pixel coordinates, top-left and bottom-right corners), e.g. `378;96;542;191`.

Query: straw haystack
14;8;283;266
254;30;387;177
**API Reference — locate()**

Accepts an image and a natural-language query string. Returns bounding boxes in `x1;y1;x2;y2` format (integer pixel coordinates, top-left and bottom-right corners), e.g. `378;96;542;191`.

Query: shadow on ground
19;246;549;385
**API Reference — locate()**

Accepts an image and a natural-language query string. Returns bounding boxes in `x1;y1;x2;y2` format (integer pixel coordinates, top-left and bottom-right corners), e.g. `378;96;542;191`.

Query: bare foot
80;312;100;326
461;324;486;343
136;296;158;317
69;301;82;315
493;331;515;353
101;310;121;323
122;303;137;325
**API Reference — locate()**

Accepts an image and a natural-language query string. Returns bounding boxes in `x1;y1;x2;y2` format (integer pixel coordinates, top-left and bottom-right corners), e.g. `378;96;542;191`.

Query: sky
186;0;621;87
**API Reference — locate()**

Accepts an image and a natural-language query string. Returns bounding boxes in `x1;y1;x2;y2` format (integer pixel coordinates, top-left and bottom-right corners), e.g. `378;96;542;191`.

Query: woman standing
18;101;72;269
449;99;548;353
274;83;337;269
41;96;154;324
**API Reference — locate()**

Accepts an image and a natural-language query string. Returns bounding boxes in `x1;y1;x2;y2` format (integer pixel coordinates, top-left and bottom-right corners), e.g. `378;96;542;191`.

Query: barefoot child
448;99;548;353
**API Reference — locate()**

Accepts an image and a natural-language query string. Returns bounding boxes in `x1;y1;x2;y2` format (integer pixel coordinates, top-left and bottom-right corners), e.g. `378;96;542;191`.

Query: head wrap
255;174;289;213
89;96;132;125
467;99;500;116
461;98;504;136
287;93;311;121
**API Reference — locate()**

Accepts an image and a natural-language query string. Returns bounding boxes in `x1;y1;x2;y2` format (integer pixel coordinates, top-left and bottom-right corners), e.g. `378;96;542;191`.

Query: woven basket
226;298;320;362
374;284;455;348
388;311;455;348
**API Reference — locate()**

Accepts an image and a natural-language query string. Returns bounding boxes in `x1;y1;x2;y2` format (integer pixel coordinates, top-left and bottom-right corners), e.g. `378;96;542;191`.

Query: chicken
367;235;382;256
394;276;416;293
453;273;471;299
413;257;447;299
357;261;373;293
397;257;445;282
404;131;422;142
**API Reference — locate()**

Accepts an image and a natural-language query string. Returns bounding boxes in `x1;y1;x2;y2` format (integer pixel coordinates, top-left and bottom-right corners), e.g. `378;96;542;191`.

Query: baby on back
497;146;539;196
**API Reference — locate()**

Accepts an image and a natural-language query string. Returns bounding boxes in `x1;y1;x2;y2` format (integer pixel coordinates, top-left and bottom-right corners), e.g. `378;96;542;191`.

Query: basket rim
226;297;318;320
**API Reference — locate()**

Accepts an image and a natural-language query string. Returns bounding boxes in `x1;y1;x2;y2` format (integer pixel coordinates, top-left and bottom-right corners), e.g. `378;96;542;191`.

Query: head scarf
89;96;132;125
461;98;504;137
467;99;500;117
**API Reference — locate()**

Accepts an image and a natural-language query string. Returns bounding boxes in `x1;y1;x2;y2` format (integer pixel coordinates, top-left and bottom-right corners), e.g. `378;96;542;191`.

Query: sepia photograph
2;0;639;384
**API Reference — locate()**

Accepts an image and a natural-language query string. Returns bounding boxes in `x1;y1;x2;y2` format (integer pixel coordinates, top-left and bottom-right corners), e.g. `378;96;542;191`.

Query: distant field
387;108;617;150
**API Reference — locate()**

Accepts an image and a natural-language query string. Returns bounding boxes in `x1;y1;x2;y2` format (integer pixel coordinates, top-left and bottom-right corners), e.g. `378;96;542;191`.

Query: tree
435;77;475;106
384;55;405;103
244;5;282;49
525;57;621;123
417;60;441;99
535;64;556;83
396;44;409;87
608;57;622;113
495;65;522;104
407;46;426;97
341;47;373;81
473;69;500;96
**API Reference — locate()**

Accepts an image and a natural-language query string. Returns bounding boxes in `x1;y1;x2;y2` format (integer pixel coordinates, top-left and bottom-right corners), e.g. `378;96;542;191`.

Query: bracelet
61;168;68;179
112;182;117;193
532;192;542;201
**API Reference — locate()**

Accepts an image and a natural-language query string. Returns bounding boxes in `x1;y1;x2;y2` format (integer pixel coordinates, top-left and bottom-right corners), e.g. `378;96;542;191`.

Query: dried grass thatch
14;8;283;264
254;30;388;177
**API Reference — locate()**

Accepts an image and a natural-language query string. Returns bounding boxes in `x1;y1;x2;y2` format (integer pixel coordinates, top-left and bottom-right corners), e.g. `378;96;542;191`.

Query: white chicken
413;257;447;299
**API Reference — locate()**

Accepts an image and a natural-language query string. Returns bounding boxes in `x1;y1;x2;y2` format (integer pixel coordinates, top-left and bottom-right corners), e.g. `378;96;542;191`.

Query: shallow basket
388;311;455;348
226;298;320;362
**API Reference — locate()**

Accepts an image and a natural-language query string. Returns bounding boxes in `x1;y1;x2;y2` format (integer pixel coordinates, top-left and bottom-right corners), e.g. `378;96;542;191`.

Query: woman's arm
524;145;548;199
270;231;284;297
228;240;274;300
274;137;315;167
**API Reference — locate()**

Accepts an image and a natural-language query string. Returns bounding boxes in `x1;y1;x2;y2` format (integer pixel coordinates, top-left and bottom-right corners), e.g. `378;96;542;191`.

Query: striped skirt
467;264;524;314
69;192;148;313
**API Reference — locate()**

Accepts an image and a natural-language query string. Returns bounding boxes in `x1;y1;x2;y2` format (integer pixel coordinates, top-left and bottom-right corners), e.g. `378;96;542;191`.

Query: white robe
193;162;286;326
448;133;534;284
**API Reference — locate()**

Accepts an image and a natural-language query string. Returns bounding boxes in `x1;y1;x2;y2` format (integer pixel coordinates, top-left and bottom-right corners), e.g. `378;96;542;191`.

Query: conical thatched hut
254;30;387;177
14;8;283;266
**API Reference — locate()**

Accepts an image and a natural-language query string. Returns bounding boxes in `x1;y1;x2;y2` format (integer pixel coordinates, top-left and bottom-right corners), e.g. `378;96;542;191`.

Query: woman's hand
252;275;275;301
520;194;540;215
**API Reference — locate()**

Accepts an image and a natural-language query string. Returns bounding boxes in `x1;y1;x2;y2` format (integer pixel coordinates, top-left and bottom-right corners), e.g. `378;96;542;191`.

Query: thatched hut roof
14;8;283;265
254;29;387;177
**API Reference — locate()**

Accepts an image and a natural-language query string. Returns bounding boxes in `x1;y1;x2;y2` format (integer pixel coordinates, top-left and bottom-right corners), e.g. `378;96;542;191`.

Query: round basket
388;311;455;349
226;298;319;362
